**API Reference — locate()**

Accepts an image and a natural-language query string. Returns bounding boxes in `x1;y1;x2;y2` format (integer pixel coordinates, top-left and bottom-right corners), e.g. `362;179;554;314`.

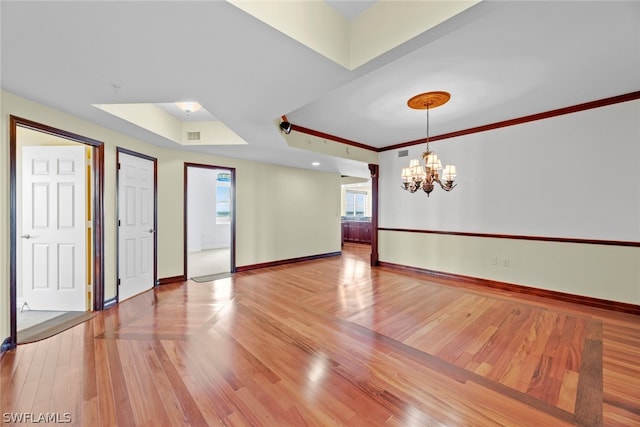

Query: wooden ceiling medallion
407;91;451;110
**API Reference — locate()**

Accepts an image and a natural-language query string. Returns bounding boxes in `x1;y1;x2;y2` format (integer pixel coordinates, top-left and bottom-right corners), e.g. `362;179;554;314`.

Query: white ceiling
2;1;639;179
325;0;377;21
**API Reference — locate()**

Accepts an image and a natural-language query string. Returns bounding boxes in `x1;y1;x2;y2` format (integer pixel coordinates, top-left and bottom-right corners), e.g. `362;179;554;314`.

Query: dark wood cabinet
342;221;372;244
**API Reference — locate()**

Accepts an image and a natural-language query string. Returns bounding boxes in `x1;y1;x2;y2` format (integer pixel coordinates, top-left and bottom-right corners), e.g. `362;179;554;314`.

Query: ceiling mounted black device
280;121;292;134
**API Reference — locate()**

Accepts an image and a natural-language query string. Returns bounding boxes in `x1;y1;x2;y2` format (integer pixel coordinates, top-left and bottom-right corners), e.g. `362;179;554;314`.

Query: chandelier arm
437;180;457;192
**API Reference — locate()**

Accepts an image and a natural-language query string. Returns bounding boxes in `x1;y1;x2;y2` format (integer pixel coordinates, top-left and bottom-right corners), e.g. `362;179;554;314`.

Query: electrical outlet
503;259;510;267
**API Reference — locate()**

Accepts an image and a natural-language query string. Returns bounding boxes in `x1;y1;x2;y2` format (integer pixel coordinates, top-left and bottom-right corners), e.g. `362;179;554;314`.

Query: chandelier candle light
401;91;457;196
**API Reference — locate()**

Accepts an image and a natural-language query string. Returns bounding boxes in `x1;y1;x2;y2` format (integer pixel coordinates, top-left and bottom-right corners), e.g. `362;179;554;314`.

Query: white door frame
116;148;157;303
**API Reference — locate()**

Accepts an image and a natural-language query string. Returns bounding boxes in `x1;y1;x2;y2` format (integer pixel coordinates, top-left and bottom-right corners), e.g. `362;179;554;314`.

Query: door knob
21;234;31;239
149;229;155;234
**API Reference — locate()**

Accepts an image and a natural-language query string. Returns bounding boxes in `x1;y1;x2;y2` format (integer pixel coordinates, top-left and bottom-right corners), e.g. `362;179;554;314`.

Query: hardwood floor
2;243;639;426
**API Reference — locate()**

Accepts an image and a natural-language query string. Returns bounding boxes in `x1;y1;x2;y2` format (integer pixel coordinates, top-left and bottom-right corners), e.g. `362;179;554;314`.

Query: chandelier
401;91;457;196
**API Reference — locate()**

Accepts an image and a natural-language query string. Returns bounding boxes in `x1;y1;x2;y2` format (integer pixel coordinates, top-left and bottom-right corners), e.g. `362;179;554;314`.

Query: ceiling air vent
186;131;201;141
398;149;409;158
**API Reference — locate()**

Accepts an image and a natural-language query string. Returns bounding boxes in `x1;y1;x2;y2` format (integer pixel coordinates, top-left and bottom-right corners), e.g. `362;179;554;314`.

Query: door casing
184;163;236;279
8;115;105;350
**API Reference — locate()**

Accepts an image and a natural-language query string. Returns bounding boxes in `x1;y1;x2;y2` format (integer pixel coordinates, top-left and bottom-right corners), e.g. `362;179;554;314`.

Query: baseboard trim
157;275;187;285
236;251;342;272
378;261;640;316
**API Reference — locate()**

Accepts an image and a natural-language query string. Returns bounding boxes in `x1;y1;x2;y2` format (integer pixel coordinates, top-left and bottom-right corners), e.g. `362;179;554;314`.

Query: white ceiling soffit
283;123;378;165
228;0;481;70
93;103;247;146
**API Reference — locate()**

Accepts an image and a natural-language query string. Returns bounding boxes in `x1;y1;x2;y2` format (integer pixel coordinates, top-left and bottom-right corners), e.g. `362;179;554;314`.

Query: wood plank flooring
1;243;639;426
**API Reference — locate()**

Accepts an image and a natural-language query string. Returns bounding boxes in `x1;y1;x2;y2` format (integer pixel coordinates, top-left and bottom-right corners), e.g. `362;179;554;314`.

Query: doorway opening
184;163;236;281
340;178;373;246
8;116;104;349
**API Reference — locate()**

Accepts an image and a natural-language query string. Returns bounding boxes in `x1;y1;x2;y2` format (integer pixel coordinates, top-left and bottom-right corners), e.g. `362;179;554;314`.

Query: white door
21;146;87;311
118;152;155;301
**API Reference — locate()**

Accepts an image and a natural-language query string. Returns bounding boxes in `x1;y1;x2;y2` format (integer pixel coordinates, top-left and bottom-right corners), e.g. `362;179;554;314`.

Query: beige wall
380;231;640;304
1;91;342;342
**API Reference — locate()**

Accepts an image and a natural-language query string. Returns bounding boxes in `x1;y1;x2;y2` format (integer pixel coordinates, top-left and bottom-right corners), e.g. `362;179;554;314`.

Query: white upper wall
379;100;640;242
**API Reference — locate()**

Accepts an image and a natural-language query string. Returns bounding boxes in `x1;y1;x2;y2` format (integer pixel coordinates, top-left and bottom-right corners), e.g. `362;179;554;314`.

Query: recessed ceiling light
312;162;320;166
175;101;202;114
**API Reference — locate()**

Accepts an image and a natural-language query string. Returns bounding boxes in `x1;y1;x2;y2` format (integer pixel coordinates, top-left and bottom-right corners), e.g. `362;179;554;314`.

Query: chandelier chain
425;106;430;150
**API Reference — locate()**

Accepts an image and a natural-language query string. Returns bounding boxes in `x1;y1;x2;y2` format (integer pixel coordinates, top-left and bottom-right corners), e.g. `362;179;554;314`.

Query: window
345;190;367;216
216;172;231;224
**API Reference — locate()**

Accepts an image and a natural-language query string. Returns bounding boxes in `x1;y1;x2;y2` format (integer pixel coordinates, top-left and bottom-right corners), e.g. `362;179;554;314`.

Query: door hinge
118;219;121;226
118;278;121;287
117;163;121;170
